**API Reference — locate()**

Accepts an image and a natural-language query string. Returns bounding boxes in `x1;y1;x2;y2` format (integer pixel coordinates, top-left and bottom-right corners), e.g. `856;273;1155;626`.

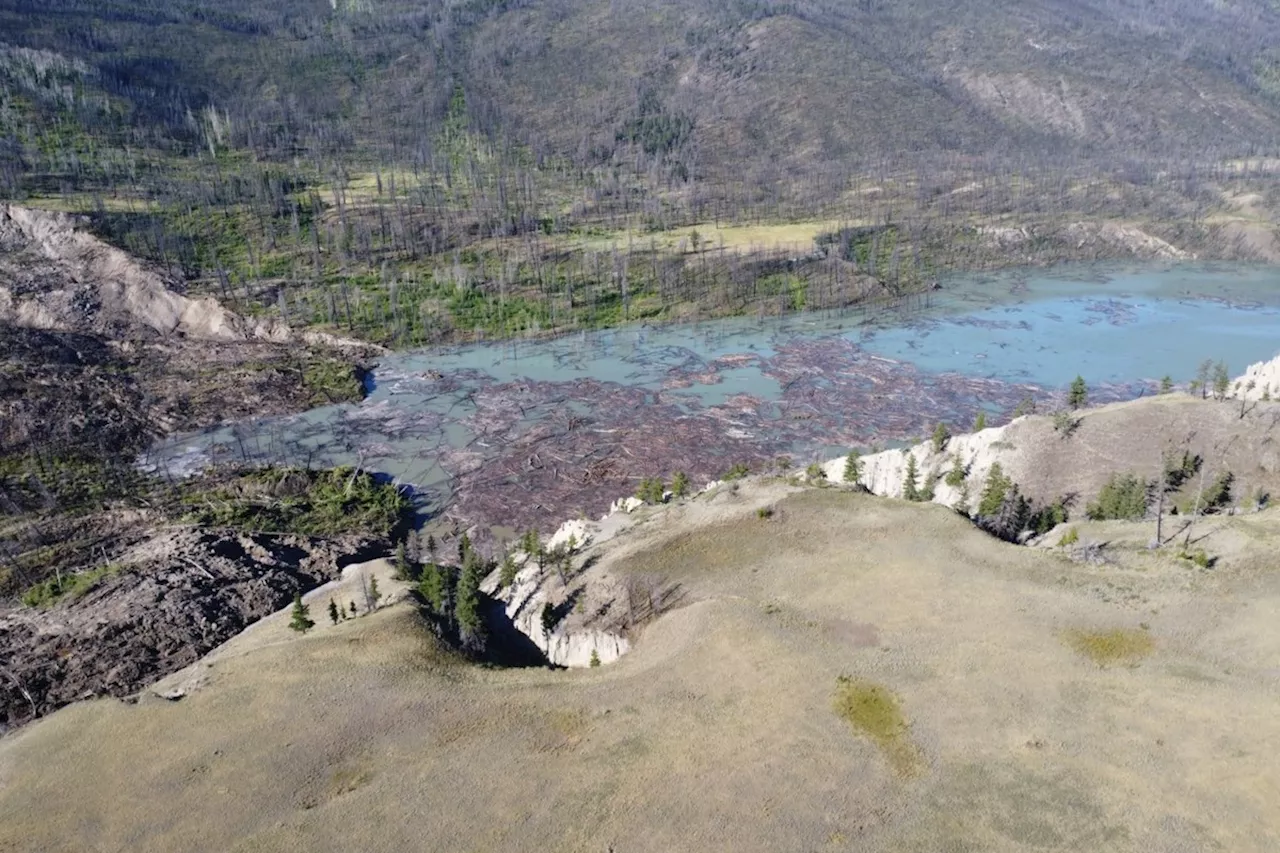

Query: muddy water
145;263;1280;528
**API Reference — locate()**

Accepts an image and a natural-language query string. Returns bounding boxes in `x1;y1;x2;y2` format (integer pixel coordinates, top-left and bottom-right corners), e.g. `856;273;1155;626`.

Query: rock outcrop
1233;352;1280;401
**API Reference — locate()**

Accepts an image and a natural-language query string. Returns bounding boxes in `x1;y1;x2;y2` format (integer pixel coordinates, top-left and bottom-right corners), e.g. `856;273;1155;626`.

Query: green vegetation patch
179;466;408;538
832;676;922;776
301;358;365;407
1063;628;1154;667
21;563;129;608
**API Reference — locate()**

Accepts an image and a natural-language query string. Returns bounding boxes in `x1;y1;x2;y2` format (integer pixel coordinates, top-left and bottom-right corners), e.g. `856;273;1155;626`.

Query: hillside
2;483;1277;851
4;1;1280;349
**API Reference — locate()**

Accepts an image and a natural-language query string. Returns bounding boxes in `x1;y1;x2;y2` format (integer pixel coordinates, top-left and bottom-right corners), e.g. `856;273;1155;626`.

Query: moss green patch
832;676;922;776
179;466;408;538
1064;628;1154;667
21;562;129;608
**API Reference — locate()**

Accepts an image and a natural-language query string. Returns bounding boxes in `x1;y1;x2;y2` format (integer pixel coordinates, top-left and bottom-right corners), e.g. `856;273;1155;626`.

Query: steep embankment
825;393;1280;515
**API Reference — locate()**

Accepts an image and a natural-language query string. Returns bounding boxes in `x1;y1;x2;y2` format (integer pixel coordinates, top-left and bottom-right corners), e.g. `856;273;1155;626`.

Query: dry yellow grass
561;218;855;255
2;488;1279;852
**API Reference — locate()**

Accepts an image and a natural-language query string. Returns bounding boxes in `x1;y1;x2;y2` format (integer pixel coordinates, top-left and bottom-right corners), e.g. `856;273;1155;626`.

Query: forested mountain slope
5;0;1280;191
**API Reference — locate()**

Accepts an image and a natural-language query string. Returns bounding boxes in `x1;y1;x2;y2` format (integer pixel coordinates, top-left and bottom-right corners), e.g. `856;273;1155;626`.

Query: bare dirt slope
2;485;1277;852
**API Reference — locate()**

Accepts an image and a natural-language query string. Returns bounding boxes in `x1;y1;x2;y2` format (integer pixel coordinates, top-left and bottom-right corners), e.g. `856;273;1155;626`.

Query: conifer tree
974;411;987;431
1068;376;1088;409
455;552;485;650
394;541;409;580
843;450;861;484
1159;375;1173;394
327;598;340;625
289;594;315;634
902;454;920;501
419;563;446;614
499;553;518;588
671;471;690;498
369;575;382;609
931;422;950;453
978;462;1012;517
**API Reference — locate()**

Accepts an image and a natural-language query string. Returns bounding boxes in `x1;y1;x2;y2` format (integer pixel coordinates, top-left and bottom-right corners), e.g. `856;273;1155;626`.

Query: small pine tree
902;454;920;501
327;598;340;625
419;563;446;614
842;450;862;484
457;533;472;565
368;575;382;609
1068;376;1088;409
1264;385;1273;402
944;453;966;487
455;552;485;649
978;462;1011;518
349;601;358;617
1196;359;1214;398
1159;375;1173;394
1212;361;1230;400
671;471;690;498
920;471;939;502
499;553;519;588
425;534;437;560
974;411;987;431
931;422;951;453
394;542;409;580
289;594;315;634
589;649;601;667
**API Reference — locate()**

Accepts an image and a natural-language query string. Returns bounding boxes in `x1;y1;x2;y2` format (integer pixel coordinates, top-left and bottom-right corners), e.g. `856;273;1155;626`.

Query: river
144;262;1280;542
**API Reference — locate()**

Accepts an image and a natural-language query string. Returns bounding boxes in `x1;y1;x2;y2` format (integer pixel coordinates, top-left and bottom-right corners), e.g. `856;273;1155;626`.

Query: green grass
179;466;408;538
832;676;921;776
302;358;364;407
1063;628;1154;667
21;563;129;608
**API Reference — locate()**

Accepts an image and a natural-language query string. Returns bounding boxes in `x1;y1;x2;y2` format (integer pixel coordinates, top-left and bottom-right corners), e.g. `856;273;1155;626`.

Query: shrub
805;462;826;482
756;506;774;519
1177;548;1214;568
1162;450;1201;491
1201;470;1234;512
724;462;751;480
1052;410;1080;437
1058;527;1080;547
1030;499;1069;534
1086;473;1151;521
636;477;666;504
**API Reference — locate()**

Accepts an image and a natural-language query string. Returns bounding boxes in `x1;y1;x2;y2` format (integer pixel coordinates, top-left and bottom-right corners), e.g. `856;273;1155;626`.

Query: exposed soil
0;205;387;730
0;527;377;733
